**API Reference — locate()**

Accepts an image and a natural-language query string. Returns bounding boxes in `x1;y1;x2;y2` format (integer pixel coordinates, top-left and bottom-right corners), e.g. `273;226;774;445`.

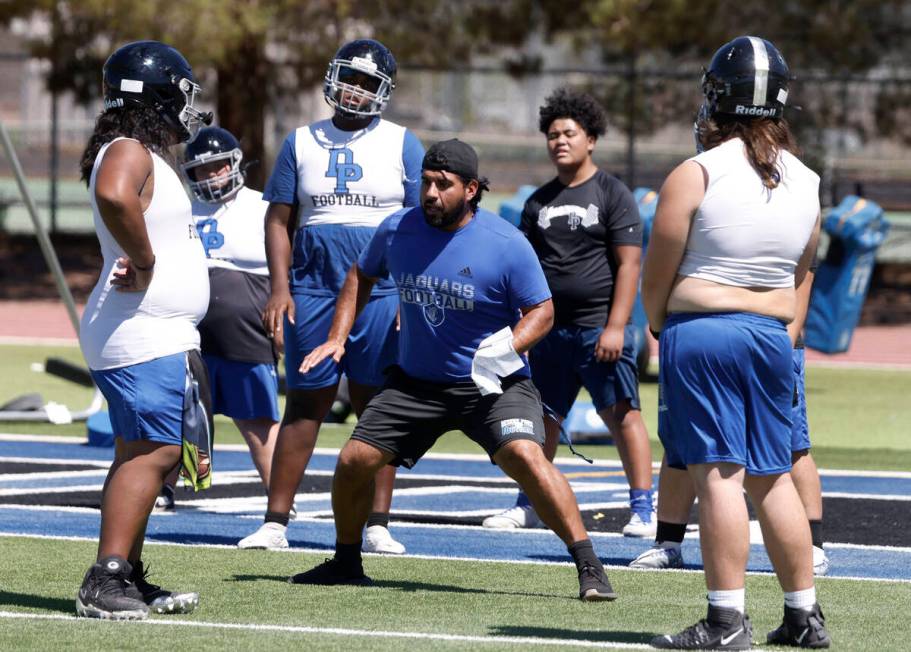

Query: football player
76;40;211;620
238;39;424;554
176;127;281;507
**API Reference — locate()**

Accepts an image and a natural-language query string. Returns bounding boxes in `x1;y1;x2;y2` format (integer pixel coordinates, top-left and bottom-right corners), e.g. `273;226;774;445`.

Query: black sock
161;484;175;498
809;519;823;549
568;539;600;570
335;541;363;569
655;520;687;545
265;511;289;527
366;512;390;529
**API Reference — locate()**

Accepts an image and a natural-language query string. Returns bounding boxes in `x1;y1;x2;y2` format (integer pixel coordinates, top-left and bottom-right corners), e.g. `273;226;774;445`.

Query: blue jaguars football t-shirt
359;207;552;383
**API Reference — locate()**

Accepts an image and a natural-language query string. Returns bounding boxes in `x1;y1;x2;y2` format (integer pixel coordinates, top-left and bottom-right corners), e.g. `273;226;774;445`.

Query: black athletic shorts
351;366;545;468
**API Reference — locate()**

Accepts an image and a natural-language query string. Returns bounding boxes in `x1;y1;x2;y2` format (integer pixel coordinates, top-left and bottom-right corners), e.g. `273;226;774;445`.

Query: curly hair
459;175;490;211
538;87;608;138
79;106;177;185
697;115;800;189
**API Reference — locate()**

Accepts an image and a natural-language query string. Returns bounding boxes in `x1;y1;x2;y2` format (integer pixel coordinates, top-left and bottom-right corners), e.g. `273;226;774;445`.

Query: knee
335;440;386;483
495;439;547;477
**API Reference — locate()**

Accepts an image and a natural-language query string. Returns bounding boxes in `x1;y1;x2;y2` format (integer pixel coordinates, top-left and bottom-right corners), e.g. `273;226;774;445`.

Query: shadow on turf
490;625;652;645
0;590;73;614
227;575;572;600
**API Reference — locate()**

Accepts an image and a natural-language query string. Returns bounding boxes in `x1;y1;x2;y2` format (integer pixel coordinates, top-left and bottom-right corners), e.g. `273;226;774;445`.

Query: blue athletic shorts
202;354;280;422
91;350;211;446
529;324;640;418
791;347;810;452
657;312;793;476
284;293;398;390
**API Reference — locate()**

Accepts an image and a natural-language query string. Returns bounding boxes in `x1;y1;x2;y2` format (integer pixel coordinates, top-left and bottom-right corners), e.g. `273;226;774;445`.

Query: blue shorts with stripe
284;293;398;390
529;324;640;418
658;312;793;476
91;350;211;446
202;354;280;422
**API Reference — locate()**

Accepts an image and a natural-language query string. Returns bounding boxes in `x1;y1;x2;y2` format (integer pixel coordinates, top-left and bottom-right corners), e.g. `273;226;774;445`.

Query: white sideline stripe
822;491;911;502
2;532;910;584
0;611;645;649
0;468;108;481
818;468;911;479
0;455;109;468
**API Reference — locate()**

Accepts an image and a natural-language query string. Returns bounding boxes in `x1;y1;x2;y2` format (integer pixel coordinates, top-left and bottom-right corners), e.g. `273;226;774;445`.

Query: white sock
264;522;287;533
784;587;816;610
707;588;745;613
657;541;681;550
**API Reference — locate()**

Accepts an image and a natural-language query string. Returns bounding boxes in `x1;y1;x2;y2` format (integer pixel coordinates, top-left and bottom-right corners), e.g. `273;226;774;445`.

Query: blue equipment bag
631;188;659;374
497;185;537;227
805;196;890;353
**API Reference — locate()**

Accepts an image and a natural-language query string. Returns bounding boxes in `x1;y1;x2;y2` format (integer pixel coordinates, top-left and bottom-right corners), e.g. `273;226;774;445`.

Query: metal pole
49;1;60;233
50;88;59;233
0;120;81;336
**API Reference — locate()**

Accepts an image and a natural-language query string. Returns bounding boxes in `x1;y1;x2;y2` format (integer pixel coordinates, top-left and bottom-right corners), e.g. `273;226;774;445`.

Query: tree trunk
216;35;268;191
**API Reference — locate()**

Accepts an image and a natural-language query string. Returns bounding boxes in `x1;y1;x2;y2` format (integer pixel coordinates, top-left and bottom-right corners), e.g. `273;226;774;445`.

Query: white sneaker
813;545;830;576
237;522;288;550
363;525;406;554
622;512;658;538
629;544;684;569
482;504;541;529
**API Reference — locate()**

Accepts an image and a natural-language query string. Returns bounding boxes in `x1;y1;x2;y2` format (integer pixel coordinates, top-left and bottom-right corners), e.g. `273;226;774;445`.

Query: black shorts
351;367;545;468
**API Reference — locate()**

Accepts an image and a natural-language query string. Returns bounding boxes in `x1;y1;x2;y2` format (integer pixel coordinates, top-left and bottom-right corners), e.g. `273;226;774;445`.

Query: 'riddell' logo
735;105;776;117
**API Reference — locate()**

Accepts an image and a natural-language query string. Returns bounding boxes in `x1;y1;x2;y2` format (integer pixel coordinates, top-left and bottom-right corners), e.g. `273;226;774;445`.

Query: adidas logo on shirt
458;266;473;278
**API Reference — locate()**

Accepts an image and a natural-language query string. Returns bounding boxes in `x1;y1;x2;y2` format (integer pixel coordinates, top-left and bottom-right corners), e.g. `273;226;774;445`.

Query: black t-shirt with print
520;169;642;328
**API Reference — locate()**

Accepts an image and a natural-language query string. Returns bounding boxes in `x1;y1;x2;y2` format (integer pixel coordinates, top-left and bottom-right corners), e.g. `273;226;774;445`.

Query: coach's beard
423;200;467;229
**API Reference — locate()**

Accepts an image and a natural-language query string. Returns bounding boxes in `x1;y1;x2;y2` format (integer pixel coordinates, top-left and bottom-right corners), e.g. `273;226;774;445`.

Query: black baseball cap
422;138;479;180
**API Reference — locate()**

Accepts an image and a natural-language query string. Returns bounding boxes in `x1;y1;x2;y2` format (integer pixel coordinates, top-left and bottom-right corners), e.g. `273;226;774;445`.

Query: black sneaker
577;560;618;602
75;556;149;620
652;605;752;649
288;557;373;586
766;603;831;648
125;560;199;614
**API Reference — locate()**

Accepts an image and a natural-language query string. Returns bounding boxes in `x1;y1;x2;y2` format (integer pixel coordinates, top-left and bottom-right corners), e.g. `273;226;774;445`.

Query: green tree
2;0;538;187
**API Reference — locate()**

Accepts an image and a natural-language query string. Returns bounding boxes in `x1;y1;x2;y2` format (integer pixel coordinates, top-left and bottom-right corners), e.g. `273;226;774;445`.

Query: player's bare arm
788;214;821;344
641;160;704;332
299;264;378;373
597;243;641;362
94;139;155;292
511;298;555;354
262;201;295;346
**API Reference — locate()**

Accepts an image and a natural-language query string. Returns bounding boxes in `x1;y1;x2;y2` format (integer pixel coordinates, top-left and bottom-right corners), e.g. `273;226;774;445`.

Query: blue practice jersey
359;207;552;383
264;117;424;296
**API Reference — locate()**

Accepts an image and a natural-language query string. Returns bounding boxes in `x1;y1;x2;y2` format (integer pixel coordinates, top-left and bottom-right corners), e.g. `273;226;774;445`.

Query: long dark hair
697;116;799;189
79;106;177;185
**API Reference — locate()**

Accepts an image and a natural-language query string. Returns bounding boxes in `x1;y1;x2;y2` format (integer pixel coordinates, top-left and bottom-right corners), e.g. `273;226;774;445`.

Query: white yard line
0;611;647;648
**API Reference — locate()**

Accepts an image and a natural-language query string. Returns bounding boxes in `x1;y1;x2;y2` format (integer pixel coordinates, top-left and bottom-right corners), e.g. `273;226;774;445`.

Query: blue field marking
2;507;910;582
2;434;911;583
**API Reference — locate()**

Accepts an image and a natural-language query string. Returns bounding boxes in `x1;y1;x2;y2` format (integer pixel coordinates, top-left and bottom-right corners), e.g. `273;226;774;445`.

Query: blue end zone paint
2;436;911;582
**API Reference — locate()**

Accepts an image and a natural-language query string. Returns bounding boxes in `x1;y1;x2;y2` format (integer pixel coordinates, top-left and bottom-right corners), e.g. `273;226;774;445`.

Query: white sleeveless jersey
294;118;409;227
678;137;819;288
192;186;269;275
80;138;209;370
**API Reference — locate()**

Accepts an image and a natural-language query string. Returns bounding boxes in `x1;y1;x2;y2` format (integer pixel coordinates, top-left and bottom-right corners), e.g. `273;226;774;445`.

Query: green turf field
0;536;909;651
2;343;910;471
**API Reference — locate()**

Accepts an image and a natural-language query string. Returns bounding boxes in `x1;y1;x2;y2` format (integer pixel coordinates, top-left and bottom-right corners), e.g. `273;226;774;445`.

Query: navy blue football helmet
181;127;244;202
103;40;212;142
323;39;397;117
700;36;790;120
